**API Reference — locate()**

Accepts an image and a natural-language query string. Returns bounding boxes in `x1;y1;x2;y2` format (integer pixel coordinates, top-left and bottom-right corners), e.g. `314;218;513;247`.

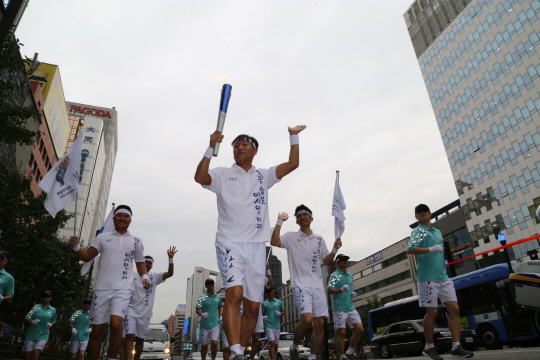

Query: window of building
35;169;40;182
355;270;412;296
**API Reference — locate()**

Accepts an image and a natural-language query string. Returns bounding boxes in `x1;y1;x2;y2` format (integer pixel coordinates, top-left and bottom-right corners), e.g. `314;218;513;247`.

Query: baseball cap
205;279;215;285
0;250;9;260
83;298;91;305
335;254;350;262
265;287;275;294
42;290;53;297
415;204;431;214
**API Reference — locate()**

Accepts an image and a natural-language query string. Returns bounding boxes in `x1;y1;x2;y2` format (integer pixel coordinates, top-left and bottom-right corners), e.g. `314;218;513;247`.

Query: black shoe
422;347;443;360
289;345;299;360
451;345;474;358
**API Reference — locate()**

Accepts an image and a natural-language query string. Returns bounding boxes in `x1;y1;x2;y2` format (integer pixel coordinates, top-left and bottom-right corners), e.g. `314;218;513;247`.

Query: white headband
295;210;312;217
232;137;258;150
145;258;154;264
114;208;132;217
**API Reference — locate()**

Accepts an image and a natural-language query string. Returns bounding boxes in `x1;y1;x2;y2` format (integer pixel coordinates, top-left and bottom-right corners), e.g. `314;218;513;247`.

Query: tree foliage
0;25;41;146
358;294;387;335
0;163;90;347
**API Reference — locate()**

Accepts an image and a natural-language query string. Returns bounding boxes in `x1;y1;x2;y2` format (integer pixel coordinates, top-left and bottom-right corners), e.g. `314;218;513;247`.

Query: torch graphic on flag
80;203;115;276
332;171;346;239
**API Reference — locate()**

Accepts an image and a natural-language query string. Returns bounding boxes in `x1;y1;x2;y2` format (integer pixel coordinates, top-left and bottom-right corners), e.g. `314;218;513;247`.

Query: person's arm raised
69;236;99;262
162;246;178;280
275;125;306;179
322;238;342;266
271;213;289;247
195;131;224;185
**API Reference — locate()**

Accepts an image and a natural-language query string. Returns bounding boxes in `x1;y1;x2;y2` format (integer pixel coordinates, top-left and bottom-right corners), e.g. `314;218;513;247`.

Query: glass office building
404;0;540;263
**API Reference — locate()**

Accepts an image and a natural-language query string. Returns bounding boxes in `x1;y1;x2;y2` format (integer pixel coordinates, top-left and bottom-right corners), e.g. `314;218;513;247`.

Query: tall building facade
56;103;118;285
175;304;186;335
266;247;283;292
404;0;540;264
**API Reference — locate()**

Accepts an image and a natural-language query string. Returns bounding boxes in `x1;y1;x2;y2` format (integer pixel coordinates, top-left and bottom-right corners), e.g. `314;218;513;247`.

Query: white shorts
265;328;280;344
124;315;151;339
334;310;362;329
221;334;229;348
216;242;266;303
292;286;329;317
200;327;220;345
89;289;131;324
70;340;89;353
418;280;457;308
23;340;47;352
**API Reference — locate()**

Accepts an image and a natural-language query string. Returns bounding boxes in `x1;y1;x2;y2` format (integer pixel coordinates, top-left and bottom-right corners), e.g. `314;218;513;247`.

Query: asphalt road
387;347;540;359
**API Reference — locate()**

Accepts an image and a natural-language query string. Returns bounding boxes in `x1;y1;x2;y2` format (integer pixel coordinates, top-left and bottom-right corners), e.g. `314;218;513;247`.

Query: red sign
69;105;111;118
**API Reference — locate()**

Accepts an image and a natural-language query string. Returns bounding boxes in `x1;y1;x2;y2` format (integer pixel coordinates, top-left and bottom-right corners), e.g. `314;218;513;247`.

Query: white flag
332;174;346;239
81;206;115;276
38;133;83;217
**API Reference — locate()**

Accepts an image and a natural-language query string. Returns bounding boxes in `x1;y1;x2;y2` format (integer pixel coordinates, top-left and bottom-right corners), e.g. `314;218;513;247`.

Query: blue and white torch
213;84;232;157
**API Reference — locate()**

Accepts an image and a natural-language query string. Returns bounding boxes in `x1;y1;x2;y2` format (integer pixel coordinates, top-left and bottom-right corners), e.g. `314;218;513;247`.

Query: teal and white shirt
0;269;14;298
328;269;355;312
262;298;284;329
196;293;222;329
25;304;57;341
407;224;448;282
69;309;91;341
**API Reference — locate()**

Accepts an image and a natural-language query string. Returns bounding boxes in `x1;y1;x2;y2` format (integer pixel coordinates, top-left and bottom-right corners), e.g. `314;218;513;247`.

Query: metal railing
0;322;70;360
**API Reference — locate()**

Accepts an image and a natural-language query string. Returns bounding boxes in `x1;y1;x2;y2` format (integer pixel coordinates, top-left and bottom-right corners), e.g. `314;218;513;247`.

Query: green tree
358;294;387;336
0;25;41;146
0;163;89;351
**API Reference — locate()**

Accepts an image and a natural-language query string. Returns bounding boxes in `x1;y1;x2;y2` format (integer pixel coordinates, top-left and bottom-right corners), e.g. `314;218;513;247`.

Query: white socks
292;344;300;351
425;343;435;349
346;347;355;354
230;344;242;355
308;355;317;360
340;355;348;360
452;342;460;349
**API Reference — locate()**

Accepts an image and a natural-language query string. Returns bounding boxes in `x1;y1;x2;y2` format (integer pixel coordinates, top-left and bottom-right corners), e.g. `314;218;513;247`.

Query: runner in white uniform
125;247;177;360
195;125;306;360
69;205;149;360
270;205;342;360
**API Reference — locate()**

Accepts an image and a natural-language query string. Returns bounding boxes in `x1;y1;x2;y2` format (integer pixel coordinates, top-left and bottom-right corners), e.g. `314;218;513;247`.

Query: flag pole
73;119;84;236
336;170;339;185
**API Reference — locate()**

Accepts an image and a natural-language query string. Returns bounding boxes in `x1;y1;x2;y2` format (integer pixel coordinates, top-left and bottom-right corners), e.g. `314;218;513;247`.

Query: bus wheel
479;325;501;350
535;310;540;333
380;344;392;359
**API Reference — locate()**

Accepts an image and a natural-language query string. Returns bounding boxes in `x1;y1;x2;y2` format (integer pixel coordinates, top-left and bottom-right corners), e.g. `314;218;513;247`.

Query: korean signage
366;251;383;265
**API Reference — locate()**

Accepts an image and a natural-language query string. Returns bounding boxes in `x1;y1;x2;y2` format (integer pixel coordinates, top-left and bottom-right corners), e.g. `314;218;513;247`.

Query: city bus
367;264;539;349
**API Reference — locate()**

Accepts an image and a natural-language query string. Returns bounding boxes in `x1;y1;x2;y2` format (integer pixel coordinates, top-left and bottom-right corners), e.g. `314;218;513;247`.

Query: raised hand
278;212;289;222
334;237;342;250
288;125;307;135
210;130;224;148
167;246;178;258
69;236;79;248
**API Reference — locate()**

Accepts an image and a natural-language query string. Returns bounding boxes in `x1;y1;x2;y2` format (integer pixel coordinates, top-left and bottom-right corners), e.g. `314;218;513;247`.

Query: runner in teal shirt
196;279;223;360
25;292;57;341
327;266;355;312
407;223;448;282
327;254;363;360
0;250;14;305
262;290;284;329
69;300;92;341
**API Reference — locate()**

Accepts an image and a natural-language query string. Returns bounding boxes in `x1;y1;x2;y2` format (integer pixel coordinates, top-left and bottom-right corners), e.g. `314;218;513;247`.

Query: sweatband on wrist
290;134;299;146
204;146;213;159
276;219;284;227
331;247;338;254
266;269;271;276
72;244;81;252
142;274;150;281
169;258;174;264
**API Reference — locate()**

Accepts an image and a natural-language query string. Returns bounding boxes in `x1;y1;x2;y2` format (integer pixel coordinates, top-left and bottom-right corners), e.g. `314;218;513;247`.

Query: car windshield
279;340;294;349
145;329;169;342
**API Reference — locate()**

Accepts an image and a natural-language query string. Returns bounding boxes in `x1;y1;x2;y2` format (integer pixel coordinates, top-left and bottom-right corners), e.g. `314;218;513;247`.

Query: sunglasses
415;208;430;214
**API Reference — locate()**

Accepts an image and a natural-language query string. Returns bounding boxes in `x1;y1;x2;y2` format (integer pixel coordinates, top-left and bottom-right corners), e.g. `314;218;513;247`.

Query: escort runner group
16;126;472;360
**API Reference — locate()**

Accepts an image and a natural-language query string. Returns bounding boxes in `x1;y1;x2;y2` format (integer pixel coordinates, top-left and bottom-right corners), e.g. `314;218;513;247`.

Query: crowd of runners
12;126;473;360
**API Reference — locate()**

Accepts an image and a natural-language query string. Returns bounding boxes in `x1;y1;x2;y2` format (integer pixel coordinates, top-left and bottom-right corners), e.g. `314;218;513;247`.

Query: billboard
28;63;71;157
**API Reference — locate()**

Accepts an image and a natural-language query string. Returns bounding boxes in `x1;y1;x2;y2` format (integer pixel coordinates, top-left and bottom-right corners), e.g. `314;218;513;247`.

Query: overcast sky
16;0;459;323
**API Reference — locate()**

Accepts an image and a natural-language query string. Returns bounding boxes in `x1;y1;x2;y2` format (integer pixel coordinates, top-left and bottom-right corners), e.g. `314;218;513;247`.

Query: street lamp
492;221;513;273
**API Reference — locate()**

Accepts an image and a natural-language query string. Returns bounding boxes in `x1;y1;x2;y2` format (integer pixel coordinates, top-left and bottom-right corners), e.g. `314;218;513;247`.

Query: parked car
258;339;311;360
370;319;478;359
